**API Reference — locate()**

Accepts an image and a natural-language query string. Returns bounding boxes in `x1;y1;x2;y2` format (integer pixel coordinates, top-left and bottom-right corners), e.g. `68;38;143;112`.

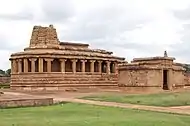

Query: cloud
40;0;76;23
0;11;33;21
1;0;190;69
173;6;190;20
169;5;190;63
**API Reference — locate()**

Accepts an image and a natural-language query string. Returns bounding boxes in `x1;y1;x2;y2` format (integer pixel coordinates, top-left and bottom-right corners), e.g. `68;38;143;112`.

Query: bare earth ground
1;89;190;115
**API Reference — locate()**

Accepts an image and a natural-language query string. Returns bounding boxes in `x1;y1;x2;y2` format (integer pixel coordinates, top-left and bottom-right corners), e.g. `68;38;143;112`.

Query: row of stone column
11;58;118;74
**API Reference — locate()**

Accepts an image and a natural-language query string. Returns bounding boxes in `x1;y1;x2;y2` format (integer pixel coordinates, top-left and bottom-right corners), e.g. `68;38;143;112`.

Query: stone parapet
133;56;175;62
11;49;125;61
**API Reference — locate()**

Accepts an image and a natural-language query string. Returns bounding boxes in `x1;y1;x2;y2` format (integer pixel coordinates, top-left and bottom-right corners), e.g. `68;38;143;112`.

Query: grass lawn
0;103;190;126
82;91;190;107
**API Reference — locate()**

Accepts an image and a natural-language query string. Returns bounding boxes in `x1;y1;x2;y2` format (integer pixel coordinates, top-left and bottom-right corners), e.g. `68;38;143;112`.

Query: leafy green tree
0;69;5;75
5;69;11;76
183;64;190;73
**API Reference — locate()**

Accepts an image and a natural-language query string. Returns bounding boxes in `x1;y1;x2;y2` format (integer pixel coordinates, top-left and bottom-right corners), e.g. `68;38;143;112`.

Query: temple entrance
163;70;169;90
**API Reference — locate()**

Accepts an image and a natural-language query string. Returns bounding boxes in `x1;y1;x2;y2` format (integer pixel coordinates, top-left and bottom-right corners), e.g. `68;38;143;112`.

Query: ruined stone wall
0;98;53;108
118;69;162;88
0;76;10;84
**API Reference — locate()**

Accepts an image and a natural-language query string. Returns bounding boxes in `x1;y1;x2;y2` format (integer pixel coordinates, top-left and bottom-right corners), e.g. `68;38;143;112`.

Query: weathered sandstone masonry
118;53;186;91
9;25;126;91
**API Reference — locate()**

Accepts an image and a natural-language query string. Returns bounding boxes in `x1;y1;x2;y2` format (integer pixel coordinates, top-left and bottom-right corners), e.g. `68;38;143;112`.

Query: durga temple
9;25;189;91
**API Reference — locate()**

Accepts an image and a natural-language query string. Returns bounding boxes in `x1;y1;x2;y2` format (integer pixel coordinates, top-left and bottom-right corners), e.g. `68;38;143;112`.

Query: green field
0;103;190;126
82;91;190;107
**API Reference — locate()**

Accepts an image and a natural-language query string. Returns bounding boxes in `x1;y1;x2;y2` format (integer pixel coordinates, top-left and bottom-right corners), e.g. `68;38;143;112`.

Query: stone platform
0;92;53;108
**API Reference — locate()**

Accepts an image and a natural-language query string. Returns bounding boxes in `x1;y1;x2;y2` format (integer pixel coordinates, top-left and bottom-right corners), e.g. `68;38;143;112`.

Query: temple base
11;72;118;91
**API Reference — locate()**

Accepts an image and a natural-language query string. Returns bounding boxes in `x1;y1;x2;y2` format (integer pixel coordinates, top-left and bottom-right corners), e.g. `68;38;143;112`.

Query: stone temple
118;52;186;91
9;25;126;91
9;24;188;91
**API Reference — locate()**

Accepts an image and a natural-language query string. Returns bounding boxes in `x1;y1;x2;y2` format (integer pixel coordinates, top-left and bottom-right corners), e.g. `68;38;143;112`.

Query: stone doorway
163;70;169;90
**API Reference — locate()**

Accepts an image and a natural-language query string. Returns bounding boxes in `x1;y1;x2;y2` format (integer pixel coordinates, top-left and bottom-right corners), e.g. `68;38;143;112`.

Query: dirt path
3;91;190;115
53;97;190;115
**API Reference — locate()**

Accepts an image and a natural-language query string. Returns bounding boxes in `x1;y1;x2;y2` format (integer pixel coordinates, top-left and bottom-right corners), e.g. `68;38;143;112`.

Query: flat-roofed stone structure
118;52;186;91
9;25;126;91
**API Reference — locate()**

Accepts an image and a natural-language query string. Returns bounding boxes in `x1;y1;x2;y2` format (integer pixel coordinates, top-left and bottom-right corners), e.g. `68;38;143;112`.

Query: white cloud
0;0;190;70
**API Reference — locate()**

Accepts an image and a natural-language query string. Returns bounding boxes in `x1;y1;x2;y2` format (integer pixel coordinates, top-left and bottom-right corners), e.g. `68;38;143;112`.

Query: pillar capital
81;59;87;62
17;59;23;62
59;58;67;62
98;60;103;63
106;60;111;64
29;58;37;62
90;60;96;63
44;58;54;62
71;59;78;62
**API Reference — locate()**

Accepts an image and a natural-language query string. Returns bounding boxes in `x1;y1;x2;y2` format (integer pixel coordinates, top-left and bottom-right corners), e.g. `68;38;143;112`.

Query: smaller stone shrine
118;51;186;91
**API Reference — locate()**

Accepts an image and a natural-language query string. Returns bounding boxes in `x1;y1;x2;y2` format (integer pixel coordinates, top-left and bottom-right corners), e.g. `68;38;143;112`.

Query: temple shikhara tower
9;25;126;91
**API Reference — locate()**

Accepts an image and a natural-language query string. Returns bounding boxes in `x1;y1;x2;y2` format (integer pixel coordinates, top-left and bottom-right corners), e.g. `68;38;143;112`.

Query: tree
0;69;5;75
5;69;11;76
183;64;190;73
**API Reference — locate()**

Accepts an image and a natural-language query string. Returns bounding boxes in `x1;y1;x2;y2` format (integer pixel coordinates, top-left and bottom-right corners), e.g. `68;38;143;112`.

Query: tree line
0;69;11;77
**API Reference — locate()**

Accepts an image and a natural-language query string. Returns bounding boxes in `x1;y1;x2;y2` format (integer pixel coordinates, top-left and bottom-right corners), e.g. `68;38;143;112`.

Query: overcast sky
0;0;190;70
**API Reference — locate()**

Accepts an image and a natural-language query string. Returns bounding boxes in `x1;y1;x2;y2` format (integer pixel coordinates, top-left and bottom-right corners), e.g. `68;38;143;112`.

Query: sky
0;0;190;70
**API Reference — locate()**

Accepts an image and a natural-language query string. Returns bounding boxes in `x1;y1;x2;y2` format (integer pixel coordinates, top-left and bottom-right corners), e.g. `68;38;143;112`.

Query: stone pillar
11;59;17;74
168;69;173;90
90;60;95;72
24;59;28;73
114;62;118;74
98;61;102;73
60;59;66;73
106;61;110;74
29;58;37;72
81;60;87;73
71;59;77;73
45;59;53;72
38;58;43;72
18;59;22;73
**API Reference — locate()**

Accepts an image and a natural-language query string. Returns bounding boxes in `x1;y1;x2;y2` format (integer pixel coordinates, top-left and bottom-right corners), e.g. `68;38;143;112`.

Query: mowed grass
82;91;190;107
0;103;190;126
